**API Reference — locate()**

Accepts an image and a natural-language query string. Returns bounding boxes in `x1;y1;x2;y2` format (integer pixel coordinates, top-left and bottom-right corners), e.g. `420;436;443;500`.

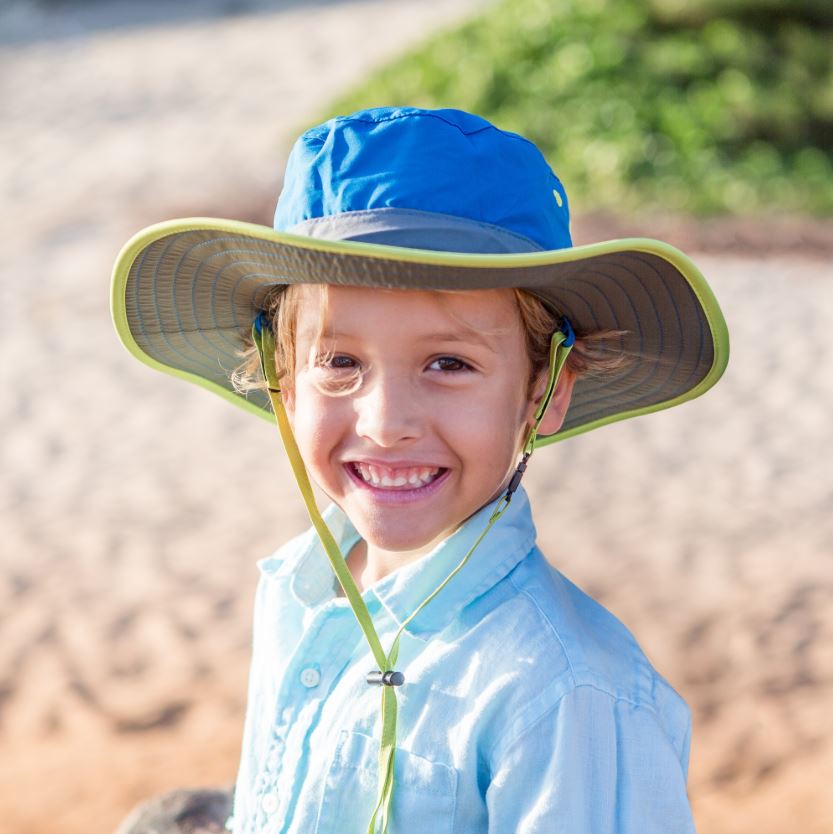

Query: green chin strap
252;315;572;834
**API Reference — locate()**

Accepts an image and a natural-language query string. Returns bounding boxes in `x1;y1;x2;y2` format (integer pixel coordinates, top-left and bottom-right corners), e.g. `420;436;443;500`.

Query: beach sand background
1;2;831;832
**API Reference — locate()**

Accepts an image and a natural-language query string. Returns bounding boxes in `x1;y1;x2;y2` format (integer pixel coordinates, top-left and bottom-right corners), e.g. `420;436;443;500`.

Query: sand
1;2;831;832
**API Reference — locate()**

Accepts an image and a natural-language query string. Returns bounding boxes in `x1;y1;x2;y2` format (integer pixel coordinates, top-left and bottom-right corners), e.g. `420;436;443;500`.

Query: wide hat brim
111;217;729;445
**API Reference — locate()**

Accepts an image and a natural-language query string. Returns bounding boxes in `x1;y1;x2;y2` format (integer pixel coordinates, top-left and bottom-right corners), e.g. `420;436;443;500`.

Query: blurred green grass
318;0;833;216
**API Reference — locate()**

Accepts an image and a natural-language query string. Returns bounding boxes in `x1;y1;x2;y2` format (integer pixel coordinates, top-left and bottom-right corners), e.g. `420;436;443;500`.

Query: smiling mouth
348;462;447;490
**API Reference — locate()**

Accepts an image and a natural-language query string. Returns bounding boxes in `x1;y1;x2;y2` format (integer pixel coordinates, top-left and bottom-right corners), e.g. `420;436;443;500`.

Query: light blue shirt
231;487;696;833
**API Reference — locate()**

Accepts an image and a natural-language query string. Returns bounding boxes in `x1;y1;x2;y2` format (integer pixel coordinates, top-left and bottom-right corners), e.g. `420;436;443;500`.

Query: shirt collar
372;488;537;637
259;502;361;606
262;487;537;638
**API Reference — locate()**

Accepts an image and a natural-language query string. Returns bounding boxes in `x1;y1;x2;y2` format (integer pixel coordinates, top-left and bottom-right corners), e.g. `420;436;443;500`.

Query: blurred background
1;1;831;832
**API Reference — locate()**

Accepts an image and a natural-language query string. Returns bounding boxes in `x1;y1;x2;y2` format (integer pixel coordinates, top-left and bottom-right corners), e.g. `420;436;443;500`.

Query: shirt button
261;793;278;814
299;666;321;688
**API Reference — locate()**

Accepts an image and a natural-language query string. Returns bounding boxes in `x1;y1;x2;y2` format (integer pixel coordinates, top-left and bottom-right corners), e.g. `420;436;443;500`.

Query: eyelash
428;356;473;373
321;354;358;370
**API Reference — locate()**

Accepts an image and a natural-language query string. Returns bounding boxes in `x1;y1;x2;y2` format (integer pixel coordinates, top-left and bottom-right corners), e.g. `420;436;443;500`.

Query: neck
335;477;517;597
338;535;449;596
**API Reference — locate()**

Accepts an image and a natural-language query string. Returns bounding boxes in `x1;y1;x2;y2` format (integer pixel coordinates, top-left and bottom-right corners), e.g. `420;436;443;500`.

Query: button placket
265;739;285;772
262;603;366;831
283;604;357;701
260;792;279;815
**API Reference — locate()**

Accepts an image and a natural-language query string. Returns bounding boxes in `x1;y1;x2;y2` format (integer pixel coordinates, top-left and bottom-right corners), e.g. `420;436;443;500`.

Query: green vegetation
321;0;833;215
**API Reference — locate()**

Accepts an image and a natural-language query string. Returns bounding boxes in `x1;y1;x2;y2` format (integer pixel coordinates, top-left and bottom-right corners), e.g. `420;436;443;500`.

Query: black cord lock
505;452;531;500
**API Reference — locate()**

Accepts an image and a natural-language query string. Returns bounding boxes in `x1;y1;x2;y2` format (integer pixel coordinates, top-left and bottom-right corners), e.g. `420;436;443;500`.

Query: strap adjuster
505;452;530;499
366;670;405;687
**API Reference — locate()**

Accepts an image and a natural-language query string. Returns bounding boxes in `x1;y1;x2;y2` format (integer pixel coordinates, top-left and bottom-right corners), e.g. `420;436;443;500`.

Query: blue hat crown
274;106;572;254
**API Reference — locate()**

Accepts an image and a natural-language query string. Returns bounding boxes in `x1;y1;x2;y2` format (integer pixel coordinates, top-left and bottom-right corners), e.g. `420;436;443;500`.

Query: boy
111;106;729;833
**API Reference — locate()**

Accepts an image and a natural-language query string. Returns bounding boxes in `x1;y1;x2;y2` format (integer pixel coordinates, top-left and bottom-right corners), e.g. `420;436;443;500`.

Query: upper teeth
353;463;441;488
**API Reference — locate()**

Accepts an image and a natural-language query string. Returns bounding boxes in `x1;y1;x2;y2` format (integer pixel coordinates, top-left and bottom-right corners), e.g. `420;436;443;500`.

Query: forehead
295;285;522;341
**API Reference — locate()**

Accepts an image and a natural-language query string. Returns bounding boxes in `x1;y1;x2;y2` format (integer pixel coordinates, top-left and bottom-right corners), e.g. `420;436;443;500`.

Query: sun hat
110;106;729;834
110;106;729;444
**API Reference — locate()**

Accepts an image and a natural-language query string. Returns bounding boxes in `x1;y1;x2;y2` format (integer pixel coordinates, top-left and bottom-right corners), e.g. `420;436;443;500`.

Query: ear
527;366;576;437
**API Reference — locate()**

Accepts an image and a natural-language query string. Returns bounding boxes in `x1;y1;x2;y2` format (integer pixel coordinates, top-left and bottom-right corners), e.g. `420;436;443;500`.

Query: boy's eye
428;356;472;372
317;353;358;370
310;352;364;395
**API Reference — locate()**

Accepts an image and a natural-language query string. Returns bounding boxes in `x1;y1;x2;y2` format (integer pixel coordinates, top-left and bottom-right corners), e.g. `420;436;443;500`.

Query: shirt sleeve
485;684;696;834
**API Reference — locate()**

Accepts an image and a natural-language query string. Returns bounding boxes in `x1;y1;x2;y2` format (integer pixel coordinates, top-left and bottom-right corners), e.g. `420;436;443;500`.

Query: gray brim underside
123;221;715;439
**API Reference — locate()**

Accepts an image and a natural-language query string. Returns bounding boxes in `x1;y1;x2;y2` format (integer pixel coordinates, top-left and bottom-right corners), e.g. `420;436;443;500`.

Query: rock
114;788;233;834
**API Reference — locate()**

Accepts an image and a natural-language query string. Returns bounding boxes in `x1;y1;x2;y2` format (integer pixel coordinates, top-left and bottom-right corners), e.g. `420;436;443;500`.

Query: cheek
289;382;351;467
445;386;528;465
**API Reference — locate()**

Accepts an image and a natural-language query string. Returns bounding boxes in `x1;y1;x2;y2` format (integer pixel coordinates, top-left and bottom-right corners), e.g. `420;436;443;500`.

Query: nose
353;370;423;447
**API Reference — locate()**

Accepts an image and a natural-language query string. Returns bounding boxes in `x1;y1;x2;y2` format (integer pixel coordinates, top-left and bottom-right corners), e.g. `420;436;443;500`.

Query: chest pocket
314;730;458;834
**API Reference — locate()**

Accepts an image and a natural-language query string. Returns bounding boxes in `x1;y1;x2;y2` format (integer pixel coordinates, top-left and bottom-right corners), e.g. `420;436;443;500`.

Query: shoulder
470;547;691;764
506;548;677;703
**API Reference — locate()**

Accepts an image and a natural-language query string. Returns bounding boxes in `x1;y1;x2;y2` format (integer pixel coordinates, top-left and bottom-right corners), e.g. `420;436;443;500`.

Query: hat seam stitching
323;108;541;153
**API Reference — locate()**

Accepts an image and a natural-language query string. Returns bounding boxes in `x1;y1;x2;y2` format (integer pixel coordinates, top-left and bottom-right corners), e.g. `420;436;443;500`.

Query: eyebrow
320;328;501;353
418;331;500;353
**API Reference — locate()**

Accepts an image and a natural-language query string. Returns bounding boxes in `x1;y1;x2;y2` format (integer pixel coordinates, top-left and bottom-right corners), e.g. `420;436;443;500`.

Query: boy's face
284;286;562;555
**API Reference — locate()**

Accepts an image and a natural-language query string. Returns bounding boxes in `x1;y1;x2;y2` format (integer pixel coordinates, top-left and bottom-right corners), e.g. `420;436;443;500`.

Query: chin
358;522;452;555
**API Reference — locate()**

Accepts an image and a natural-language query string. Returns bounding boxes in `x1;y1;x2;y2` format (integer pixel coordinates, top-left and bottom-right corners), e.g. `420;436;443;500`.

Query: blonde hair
511;288;629;389
230;284;629;396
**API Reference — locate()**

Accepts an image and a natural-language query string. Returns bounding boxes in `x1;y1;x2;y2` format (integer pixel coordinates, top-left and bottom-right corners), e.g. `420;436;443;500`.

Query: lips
349;461;445;490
